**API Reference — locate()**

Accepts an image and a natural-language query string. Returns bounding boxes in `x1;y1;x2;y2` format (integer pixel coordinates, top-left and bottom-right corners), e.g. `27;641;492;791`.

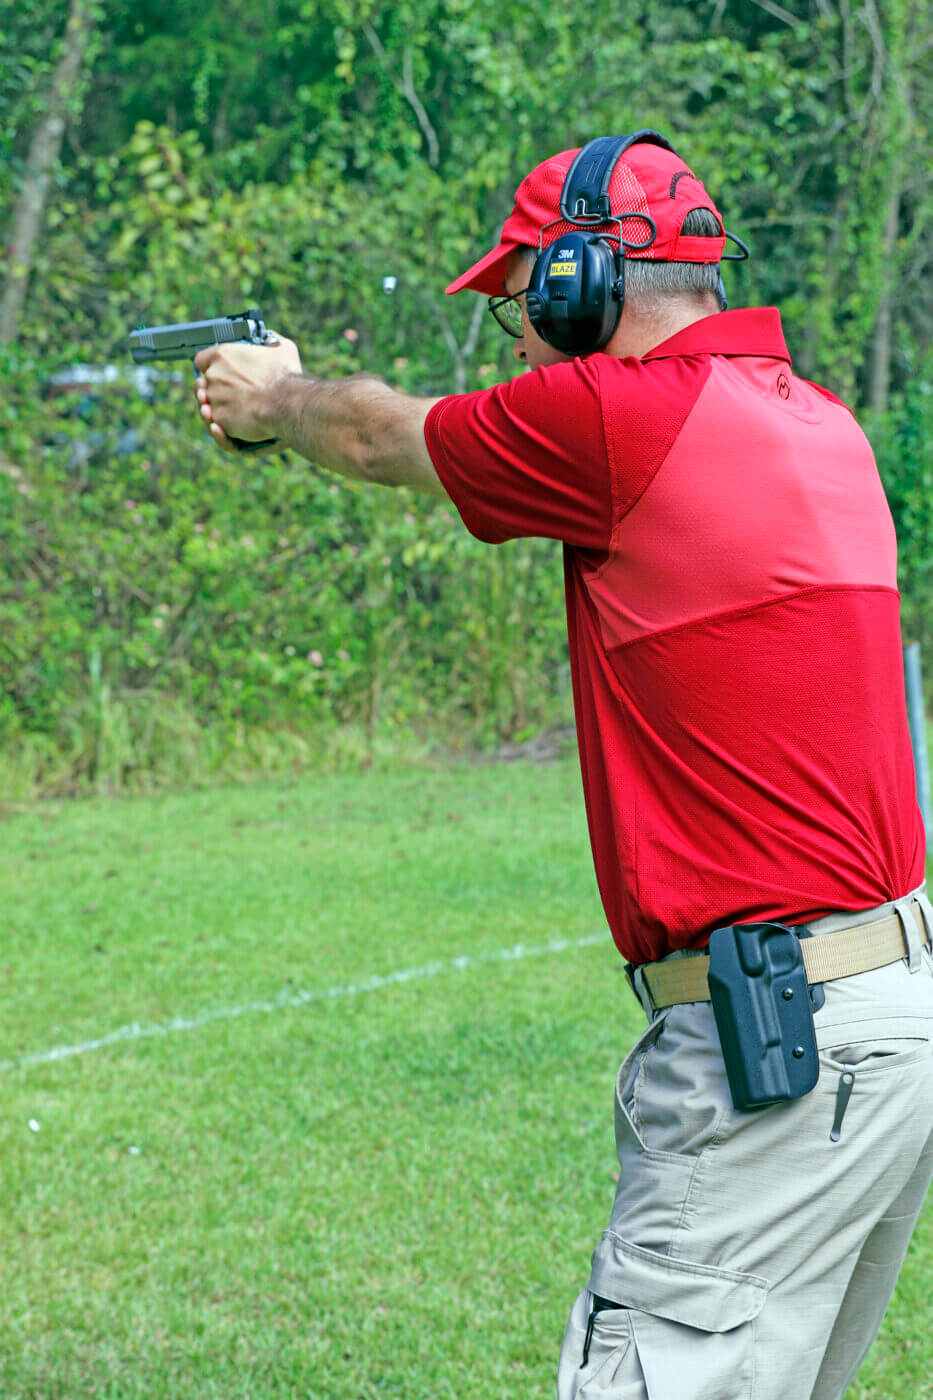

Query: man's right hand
194;332;303;451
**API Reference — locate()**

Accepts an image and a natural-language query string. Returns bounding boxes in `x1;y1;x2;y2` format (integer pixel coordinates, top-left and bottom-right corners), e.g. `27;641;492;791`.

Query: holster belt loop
914;888;933;946
894;895;924;972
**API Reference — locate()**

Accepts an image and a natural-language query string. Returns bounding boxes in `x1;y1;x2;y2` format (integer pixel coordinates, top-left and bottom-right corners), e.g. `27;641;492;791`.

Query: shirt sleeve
423;356;613;548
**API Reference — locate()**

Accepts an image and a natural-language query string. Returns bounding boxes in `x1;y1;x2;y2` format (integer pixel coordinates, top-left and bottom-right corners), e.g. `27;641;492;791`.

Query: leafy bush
872;358;933;654
0;340;569;795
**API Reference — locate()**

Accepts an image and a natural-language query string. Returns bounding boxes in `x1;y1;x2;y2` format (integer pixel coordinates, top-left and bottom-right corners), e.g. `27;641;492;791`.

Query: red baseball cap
446;140;726;296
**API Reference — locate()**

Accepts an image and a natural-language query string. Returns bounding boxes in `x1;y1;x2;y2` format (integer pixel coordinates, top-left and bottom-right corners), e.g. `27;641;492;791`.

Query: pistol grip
192;359;279;453
231;436;280;454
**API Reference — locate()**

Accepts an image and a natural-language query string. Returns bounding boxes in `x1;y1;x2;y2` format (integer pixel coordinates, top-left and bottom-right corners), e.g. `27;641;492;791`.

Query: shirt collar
641;308;791;364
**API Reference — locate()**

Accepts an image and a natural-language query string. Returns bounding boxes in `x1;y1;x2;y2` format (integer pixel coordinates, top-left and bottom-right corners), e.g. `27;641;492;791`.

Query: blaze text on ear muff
525;130;671;355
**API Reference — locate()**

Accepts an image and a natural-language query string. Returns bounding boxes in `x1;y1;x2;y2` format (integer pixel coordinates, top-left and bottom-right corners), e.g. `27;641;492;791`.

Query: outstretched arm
194;336;448;500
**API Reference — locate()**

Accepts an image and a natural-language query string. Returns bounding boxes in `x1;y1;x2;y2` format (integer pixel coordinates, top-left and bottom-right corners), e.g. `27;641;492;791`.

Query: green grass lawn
0;759;929;1399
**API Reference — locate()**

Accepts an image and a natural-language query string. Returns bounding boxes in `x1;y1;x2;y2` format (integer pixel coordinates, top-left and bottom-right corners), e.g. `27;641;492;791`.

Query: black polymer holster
707;922;823;1112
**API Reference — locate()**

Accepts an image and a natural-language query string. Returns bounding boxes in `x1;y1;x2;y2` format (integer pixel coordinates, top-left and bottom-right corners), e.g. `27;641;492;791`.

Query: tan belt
634;900;933;1014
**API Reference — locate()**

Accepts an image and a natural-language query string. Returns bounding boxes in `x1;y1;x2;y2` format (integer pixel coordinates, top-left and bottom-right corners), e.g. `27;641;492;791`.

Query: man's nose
512;340;527;363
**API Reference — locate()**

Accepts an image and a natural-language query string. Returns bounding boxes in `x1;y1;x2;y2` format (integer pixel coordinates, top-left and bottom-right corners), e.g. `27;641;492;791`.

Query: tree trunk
211;90;231;152
0;0;97;345
867;173;903;417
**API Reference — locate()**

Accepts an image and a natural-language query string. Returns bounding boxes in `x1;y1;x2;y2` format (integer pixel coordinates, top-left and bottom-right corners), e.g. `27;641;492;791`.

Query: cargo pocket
583;1233;770;1400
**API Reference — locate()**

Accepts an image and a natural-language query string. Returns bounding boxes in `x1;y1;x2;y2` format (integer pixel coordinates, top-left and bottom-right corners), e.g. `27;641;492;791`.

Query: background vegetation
2;0;932;795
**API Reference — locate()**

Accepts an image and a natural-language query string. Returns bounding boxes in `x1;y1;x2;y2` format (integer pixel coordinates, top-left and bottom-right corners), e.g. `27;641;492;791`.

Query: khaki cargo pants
558;891;933;1400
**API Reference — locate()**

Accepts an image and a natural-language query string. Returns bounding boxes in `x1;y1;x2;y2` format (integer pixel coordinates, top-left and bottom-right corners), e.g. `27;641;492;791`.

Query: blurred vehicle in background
42;363;185;471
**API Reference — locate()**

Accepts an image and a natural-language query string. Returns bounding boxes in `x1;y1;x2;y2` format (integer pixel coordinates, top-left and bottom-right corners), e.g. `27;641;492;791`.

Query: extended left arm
194;337;448;500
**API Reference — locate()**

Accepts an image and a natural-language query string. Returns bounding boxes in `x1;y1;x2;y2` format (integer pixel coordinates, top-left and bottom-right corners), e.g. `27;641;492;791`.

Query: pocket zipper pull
582;1308;597;1368
830;1068;856;1142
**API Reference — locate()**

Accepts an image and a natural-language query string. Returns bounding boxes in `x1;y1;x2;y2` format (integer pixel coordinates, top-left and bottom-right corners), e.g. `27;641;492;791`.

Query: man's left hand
194;334;303;451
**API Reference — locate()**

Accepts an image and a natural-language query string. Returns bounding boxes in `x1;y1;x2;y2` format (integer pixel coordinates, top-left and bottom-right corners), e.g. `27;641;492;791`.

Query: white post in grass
903;643;932;853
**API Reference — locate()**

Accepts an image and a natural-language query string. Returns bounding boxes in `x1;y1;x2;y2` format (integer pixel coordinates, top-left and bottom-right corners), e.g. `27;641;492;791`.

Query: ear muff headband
559;130;678;223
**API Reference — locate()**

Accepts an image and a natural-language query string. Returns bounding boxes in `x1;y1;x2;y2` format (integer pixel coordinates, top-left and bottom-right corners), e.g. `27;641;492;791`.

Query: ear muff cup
525;232;624;355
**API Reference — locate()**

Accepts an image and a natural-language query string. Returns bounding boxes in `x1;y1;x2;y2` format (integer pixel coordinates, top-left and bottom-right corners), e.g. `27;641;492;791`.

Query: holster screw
783;988;794;1000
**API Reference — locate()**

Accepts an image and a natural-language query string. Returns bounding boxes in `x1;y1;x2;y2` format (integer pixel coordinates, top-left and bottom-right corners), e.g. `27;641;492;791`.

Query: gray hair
624;207;725;313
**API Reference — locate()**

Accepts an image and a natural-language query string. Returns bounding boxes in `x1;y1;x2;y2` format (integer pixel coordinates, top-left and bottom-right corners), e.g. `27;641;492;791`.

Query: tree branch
461;295;486;362
400;47;440;169
839;0;857;117
428;295;487;394
745;0;801;27
859;0;887;105
363;26;440;168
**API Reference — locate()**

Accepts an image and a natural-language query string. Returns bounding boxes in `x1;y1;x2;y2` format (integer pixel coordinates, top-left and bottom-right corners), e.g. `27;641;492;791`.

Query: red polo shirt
423;309;925;966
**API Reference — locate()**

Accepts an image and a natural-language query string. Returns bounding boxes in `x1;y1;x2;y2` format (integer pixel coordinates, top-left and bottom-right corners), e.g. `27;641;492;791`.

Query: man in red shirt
194;132;933;1400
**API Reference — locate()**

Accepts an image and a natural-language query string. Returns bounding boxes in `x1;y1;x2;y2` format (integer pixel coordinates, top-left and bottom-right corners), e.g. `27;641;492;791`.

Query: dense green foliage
2;0;931;792
0;355;569;793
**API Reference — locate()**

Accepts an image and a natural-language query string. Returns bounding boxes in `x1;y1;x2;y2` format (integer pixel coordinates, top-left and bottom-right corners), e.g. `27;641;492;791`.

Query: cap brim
445;241;517;296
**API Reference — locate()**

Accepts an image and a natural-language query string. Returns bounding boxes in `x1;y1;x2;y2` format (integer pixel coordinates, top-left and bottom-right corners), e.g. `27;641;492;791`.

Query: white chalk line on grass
0;932;608;1074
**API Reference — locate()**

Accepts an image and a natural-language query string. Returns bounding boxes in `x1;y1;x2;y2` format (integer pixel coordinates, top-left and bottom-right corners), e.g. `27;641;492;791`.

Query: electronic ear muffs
524;225;647;355
525;130;664;355
524;129;749;356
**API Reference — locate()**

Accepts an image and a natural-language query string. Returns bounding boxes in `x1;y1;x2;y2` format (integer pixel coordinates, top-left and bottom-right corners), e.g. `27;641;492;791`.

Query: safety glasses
487;289;527;338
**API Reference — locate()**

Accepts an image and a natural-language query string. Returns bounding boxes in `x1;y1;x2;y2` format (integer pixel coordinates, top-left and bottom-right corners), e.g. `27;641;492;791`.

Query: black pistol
128;308;280;452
